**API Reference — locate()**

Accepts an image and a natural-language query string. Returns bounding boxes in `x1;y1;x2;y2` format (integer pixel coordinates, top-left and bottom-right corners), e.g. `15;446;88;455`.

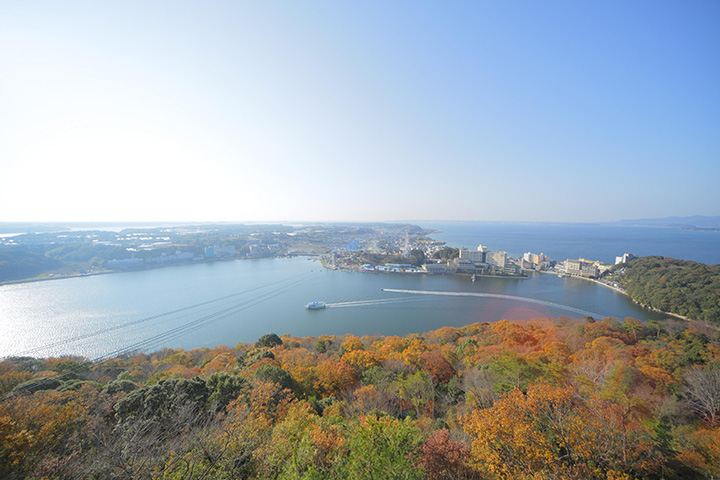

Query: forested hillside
616;256;720;324
2;317;719;479
0;250;65;283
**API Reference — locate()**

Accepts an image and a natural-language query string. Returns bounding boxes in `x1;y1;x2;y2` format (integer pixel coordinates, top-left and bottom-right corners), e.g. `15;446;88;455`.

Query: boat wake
382;288;607;319
325;297;420;308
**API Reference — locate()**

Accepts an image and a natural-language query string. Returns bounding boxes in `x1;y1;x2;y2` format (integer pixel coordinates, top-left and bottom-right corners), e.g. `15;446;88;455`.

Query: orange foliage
583;319;631;344
276;347;319;394
538;341;572;366
314;360;357;397
165;364;201;378
398;338;428;366
676;427;720;478
0;387;93;477
374;336;408;357
255;401;347;477
0;370;33;394
415;429;478;480
420;350;456;385
244;357;282;376
161;349;195;367
131;352;150;367
424;326;462;345
347;385;392;415
463;382;659;479
464;344;504;366
201;353;235;376
634;355;675;391
587;336;631;364
341;349;383;372
491;320;539;349
342;335;364;352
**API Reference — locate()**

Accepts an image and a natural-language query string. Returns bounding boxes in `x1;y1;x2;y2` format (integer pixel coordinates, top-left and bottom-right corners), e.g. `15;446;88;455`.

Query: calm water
1;254;669;360
423;222;720;265
2;222;716;359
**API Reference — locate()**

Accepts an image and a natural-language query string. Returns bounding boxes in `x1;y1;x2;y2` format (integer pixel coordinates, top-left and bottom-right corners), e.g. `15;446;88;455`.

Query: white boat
306;301;326;310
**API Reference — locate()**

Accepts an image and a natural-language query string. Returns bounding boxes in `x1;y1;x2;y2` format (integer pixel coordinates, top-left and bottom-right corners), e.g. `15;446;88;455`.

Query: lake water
1;222;717;360
0;261;668;360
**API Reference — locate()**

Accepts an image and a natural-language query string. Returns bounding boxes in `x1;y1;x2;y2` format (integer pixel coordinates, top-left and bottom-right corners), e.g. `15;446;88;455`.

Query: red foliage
420;351;456;385
415;429;479;479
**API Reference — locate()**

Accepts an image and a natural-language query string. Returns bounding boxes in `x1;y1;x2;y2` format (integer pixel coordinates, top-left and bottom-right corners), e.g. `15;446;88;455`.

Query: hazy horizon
3;215;720;228
2;1;718;224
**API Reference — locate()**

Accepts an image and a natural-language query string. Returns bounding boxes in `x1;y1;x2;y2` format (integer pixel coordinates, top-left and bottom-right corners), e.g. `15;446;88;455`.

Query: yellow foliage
201;353;234;376
342;350;382;371
342;335;364;352
398;338;427;366
463;382;660;479
677;427;720;477
0;388;92;477
374;336;408;356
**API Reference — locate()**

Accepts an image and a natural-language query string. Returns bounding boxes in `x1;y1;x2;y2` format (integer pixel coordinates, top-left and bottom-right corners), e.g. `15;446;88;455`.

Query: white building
487;251;507;269
106;258;144;270
566;258;599;278
523;252;548;265
615;253;636;265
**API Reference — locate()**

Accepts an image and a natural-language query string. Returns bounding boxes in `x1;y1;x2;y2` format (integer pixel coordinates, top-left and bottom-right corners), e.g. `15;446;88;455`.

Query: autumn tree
684;362;720;426
0;387;93;479
254;401;346;479
340;415;425;480
462;367;498;410
342;335;364;353
257;333;283;348
393;371;434;418
415;429;481;480
463;381;661;479
420;350;456;385
342;349;383;372
315;359;357;397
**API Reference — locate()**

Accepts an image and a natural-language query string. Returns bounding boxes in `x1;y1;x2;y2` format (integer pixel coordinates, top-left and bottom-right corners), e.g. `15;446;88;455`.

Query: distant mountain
612;216;720;230
0;223;71;234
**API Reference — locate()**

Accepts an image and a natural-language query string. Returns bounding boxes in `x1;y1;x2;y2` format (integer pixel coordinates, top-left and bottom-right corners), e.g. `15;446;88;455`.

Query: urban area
1;223;634;290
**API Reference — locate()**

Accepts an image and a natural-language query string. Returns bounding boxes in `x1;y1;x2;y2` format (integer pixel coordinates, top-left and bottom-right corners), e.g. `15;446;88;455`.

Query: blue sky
1;1;718;223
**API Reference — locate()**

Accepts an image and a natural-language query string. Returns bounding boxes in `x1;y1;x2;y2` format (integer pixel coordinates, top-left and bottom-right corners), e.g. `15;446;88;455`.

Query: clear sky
1;1;718;223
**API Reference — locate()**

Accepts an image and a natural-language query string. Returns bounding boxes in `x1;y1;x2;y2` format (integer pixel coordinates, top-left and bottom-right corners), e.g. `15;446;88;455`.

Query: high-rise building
615;253;636;265
487;251;507;269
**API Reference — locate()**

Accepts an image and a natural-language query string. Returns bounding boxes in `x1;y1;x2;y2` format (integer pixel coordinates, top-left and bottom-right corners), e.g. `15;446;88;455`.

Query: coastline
0;270;114;287
540;271;692;322
5;256;693;324
0;256;249;287
325;262;528;280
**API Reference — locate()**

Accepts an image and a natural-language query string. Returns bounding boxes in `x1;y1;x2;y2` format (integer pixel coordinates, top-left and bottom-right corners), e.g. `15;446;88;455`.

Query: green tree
408;249;426;267
341;415;425;480
257;333;283;348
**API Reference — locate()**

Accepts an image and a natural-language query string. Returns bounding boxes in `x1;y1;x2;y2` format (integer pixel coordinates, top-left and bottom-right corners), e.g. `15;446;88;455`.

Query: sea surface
1;222;717;360
424;222;720;265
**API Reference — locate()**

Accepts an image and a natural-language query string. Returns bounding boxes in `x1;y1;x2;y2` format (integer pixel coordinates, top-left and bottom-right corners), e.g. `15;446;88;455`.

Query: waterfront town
0;223;634;289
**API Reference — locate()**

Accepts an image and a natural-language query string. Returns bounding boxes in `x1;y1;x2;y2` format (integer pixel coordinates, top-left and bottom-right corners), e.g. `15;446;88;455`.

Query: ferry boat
306;301;326;310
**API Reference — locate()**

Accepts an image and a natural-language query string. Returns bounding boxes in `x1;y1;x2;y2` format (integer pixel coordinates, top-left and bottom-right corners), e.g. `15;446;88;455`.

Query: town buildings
615;253;636;265
565;258;600;278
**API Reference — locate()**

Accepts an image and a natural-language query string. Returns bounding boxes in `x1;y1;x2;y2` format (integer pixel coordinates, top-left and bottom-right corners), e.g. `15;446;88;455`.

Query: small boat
306;301;326;310
471;274;476;282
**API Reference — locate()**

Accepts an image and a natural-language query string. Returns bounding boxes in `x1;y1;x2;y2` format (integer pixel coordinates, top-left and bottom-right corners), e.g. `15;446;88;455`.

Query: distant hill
0;223;71;234
615;255;720;323
612;215;720;230
0;250;64;282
